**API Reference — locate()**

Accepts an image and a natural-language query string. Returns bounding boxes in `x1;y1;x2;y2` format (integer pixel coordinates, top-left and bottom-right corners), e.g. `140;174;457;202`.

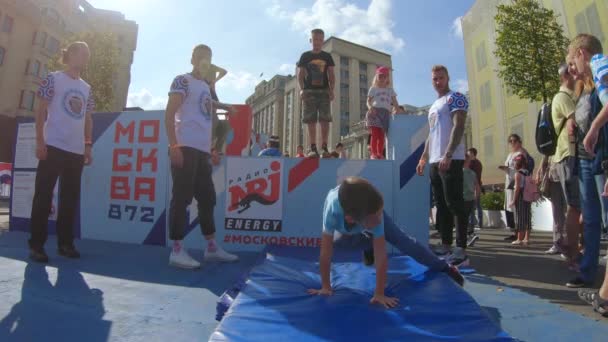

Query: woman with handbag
499;134;526;241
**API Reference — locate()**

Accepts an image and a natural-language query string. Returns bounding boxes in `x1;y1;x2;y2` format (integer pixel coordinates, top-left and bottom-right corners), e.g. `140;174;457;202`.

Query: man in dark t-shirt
467;148;483;228
297;28;335;157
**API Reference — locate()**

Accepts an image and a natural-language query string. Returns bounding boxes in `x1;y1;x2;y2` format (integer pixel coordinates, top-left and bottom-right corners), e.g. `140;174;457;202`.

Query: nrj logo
228;161;281;214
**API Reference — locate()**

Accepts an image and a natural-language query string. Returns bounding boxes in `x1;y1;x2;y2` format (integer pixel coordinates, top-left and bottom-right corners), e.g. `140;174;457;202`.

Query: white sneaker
432;244;451;256
545;246;560;254
204;245;239;262
448;247;470;268
169;249;201;269
600;255;608;266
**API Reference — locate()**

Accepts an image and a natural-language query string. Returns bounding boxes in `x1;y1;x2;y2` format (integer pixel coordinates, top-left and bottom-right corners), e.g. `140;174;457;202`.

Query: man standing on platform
164;44;239;269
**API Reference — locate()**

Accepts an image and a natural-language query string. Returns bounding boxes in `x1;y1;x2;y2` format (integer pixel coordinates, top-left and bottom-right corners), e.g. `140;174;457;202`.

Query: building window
46;36;60;55
33;31;49;47
2;16;14;33
340;112;350;137
340;82;350;112
476;42;487;71
575;12;588;34
483;132;494;164
27;60;41;77
511;120;524;141
19;90;36;111
0;47;5;66
359;62;367;73
340;56;349;67
479;81;492;111
360;87;368;119
340;69;349;81
585;3;604;41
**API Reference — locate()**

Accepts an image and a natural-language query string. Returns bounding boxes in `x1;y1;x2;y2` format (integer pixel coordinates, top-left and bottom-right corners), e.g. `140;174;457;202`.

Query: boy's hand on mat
308;288;333;296
371;294;399;308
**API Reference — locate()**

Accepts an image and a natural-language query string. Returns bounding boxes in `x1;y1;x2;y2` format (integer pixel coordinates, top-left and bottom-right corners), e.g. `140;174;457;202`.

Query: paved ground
459;229;608;321
0;199;9;230
2;201;607;340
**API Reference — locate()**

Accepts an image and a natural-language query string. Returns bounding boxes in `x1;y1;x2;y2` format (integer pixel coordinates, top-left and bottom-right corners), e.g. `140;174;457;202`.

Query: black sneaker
444;265;464;287
363;249;374;266
467;235;479;247
58;245;81;259
307;145;320;158
503;234;517;241
321;144;329;155
566;277;591;288
29;248;49;263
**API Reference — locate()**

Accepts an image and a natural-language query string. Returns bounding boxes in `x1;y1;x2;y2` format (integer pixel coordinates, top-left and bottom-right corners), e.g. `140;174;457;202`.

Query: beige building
248;36;393;157
462;0;608;185
246;75;294;151
0;0;137;119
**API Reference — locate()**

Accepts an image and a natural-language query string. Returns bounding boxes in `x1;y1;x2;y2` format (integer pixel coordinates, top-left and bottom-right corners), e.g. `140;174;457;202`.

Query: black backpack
535;93;569;156
535;103;558;156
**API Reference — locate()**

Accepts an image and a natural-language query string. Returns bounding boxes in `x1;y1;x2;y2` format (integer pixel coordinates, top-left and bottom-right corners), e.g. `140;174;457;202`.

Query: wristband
169;144;181;149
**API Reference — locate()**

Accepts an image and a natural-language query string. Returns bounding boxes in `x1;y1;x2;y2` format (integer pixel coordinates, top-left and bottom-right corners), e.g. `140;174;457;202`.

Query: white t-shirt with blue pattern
428;91;468;163
37;71;94;155
169;73;213;153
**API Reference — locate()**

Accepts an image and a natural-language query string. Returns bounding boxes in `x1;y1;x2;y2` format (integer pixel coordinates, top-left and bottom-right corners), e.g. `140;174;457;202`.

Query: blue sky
88;0;475;109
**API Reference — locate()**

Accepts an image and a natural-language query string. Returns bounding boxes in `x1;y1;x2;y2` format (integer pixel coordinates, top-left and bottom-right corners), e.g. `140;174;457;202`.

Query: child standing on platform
366;66;399;159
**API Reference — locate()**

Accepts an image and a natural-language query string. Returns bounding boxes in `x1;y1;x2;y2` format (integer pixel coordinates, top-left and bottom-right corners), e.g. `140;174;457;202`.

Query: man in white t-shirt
165;44;239;269
416;65;469;267
29;42;94;263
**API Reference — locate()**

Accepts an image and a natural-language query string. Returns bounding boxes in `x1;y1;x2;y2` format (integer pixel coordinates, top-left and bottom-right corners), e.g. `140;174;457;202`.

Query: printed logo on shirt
199;91;213;120
308;59;327;87
62;89;86;119
429;111;438;132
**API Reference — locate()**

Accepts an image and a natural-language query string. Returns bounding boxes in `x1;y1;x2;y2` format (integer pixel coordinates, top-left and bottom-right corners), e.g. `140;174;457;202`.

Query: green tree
494;0;569;103
47;31;120;112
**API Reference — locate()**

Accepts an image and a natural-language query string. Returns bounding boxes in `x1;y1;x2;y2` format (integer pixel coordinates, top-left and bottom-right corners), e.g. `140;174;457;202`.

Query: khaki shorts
556;157;581;209
302;89;332;124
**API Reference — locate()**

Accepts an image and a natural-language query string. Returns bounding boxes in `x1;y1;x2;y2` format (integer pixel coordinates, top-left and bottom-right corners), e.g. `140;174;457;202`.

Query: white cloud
451;16;463;39
127;88;167;110
217;71;264;93
454;79;469;94
278;63;295;74
267;0;405;53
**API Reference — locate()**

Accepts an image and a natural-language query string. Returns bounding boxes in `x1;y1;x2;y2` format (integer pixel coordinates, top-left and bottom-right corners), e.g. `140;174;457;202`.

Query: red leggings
370;127;385;158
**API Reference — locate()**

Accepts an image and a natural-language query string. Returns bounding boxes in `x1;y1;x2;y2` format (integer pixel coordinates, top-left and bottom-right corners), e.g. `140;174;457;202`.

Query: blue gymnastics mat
210;247;515;342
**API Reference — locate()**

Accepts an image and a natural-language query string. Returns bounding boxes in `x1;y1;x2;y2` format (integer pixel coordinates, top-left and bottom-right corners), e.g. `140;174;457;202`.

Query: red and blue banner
10;110;429;251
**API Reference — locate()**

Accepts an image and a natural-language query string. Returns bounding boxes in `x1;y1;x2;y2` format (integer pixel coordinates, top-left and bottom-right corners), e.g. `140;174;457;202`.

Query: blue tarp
210;247;514;342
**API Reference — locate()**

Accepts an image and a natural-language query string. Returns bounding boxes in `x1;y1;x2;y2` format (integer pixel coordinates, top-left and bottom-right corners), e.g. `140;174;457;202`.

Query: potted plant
480;192;506;228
